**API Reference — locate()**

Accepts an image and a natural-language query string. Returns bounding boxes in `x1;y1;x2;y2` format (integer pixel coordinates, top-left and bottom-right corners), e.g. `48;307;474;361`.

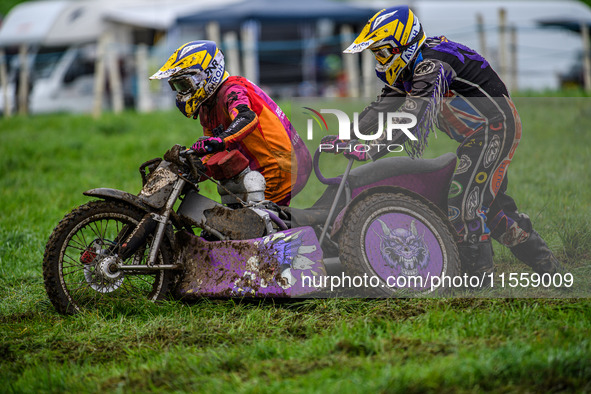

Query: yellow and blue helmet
344;6;426;86
150;40;230;118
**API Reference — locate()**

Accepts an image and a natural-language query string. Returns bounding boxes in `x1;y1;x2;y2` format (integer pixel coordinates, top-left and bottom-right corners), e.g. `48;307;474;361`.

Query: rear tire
339;192;459;296
43;200;178;314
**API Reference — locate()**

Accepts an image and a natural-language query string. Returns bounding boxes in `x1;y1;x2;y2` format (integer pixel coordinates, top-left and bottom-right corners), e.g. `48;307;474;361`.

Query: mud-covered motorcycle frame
83;146;286;274
83;151;200;274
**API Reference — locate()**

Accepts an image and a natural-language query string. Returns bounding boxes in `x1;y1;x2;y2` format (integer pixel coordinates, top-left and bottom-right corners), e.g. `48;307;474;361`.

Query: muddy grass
2;296;591;392
1;99;591;391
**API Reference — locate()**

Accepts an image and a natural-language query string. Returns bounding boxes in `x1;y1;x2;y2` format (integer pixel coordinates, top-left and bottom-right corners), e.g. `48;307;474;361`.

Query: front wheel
43;200;178;314
339;192;460;296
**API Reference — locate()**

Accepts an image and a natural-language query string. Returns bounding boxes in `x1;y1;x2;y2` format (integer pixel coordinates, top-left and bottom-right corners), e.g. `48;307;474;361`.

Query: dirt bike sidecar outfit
343;6;560;276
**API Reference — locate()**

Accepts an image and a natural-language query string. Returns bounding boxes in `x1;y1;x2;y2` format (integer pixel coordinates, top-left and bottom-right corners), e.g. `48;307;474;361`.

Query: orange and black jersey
198;76;311;205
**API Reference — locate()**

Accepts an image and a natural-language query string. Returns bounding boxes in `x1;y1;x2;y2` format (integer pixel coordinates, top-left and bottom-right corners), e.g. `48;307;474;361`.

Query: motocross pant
448;115;521;246
448;116;560;275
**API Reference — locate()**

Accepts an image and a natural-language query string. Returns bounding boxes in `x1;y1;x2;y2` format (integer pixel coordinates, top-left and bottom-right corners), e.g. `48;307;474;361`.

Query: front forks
117;178;186;273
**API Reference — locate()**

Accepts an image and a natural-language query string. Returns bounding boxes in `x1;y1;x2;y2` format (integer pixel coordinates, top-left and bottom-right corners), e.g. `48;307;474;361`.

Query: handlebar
313;139;358;186
139;157;163;186
313;148;345;186
179;148;195;157
180;148;212;158
178;149;209;182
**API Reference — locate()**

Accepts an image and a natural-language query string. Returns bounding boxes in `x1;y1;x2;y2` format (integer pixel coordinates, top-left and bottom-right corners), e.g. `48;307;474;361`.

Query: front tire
339;192;459;296
43;200;178;314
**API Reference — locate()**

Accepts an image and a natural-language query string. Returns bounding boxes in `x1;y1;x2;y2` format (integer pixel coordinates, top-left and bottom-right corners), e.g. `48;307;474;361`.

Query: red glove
191;137;225;155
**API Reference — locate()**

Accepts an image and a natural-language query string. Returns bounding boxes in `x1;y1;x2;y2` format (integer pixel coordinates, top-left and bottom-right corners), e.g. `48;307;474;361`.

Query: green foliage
1;97;590;392
0;0;24;17
581;0;591;11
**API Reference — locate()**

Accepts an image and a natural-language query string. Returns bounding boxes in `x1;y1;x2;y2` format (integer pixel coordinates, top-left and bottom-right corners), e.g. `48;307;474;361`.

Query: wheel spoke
62;266;87;276
94;219;106;242
68;236;88;251
63;251;84;265
45;201;176;314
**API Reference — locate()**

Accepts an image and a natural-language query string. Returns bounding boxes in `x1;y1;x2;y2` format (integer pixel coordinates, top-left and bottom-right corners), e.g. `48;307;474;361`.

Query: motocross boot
509;230;562;274
458;240;494;289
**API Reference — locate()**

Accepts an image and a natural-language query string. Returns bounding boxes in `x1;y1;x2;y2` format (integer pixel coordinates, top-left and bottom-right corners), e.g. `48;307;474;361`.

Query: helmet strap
398;43;424;83
406;26;424;48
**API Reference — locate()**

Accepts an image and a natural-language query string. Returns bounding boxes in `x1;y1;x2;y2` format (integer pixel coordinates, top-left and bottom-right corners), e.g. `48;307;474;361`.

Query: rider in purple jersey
324;6;561;279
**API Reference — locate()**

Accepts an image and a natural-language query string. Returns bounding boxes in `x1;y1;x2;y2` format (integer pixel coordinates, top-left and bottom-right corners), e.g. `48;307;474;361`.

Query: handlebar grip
313;147;348;186
183;148;209;158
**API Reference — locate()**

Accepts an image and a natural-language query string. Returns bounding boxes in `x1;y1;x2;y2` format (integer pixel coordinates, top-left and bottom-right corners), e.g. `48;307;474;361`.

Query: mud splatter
176;231;289;300
204;206;266;240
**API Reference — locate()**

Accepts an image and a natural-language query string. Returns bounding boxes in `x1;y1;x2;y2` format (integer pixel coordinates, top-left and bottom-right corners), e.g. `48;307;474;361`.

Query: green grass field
1;96;591;392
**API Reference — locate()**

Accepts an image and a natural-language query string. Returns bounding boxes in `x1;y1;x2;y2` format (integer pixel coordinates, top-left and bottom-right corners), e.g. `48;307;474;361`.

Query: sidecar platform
289;153;457;227
176;226;327;299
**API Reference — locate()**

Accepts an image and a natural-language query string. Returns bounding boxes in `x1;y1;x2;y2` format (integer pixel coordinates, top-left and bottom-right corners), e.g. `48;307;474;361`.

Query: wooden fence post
341;24;359;98
477;13;488;59
581;22;591;92
105;33;124;114
93;33;108;119
223;31;241;76
0;49;11;117
18;44;29;115
510;24;518;93
135;43;152;113
241;21;259;84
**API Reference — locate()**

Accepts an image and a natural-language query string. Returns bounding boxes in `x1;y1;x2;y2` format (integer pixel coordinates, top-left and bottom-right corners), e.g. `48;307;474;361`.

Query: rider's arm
354;85;407;138
216;104;259;149
403;58;456;127
353;85;410;160
213;85;259;149
398;58;456;157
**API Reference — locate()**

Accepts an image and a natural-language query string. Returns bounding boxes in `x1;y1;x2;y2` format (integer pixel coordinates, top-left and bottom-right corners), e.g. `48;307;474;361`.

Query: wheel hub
84;254;125;293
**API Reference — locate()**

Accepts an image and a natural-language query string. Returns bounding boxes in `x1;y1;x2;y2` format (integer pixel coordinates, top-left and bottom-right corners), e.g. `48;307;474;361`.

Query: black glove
191;137;225;155
320;135;349;153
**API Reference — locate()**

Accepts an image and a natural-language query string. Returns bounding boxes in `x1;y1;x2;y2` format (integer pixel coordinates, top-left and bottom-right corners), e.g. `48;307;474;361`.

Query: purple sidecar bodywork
177;226;327;298
177;153;457;298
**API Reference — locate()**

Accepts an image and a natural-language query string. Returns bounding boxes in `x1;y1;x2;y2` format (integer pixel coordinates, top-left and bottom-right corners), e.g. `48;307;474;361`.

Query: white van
0;0;138;115
1;45;107;114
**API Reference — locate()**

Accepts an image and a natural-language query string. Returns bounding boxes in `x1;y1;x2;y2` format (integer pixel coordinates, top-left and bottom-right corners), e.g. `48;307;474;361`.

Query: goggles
371;45;402;64
168;73;203;95
370;27;424;65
